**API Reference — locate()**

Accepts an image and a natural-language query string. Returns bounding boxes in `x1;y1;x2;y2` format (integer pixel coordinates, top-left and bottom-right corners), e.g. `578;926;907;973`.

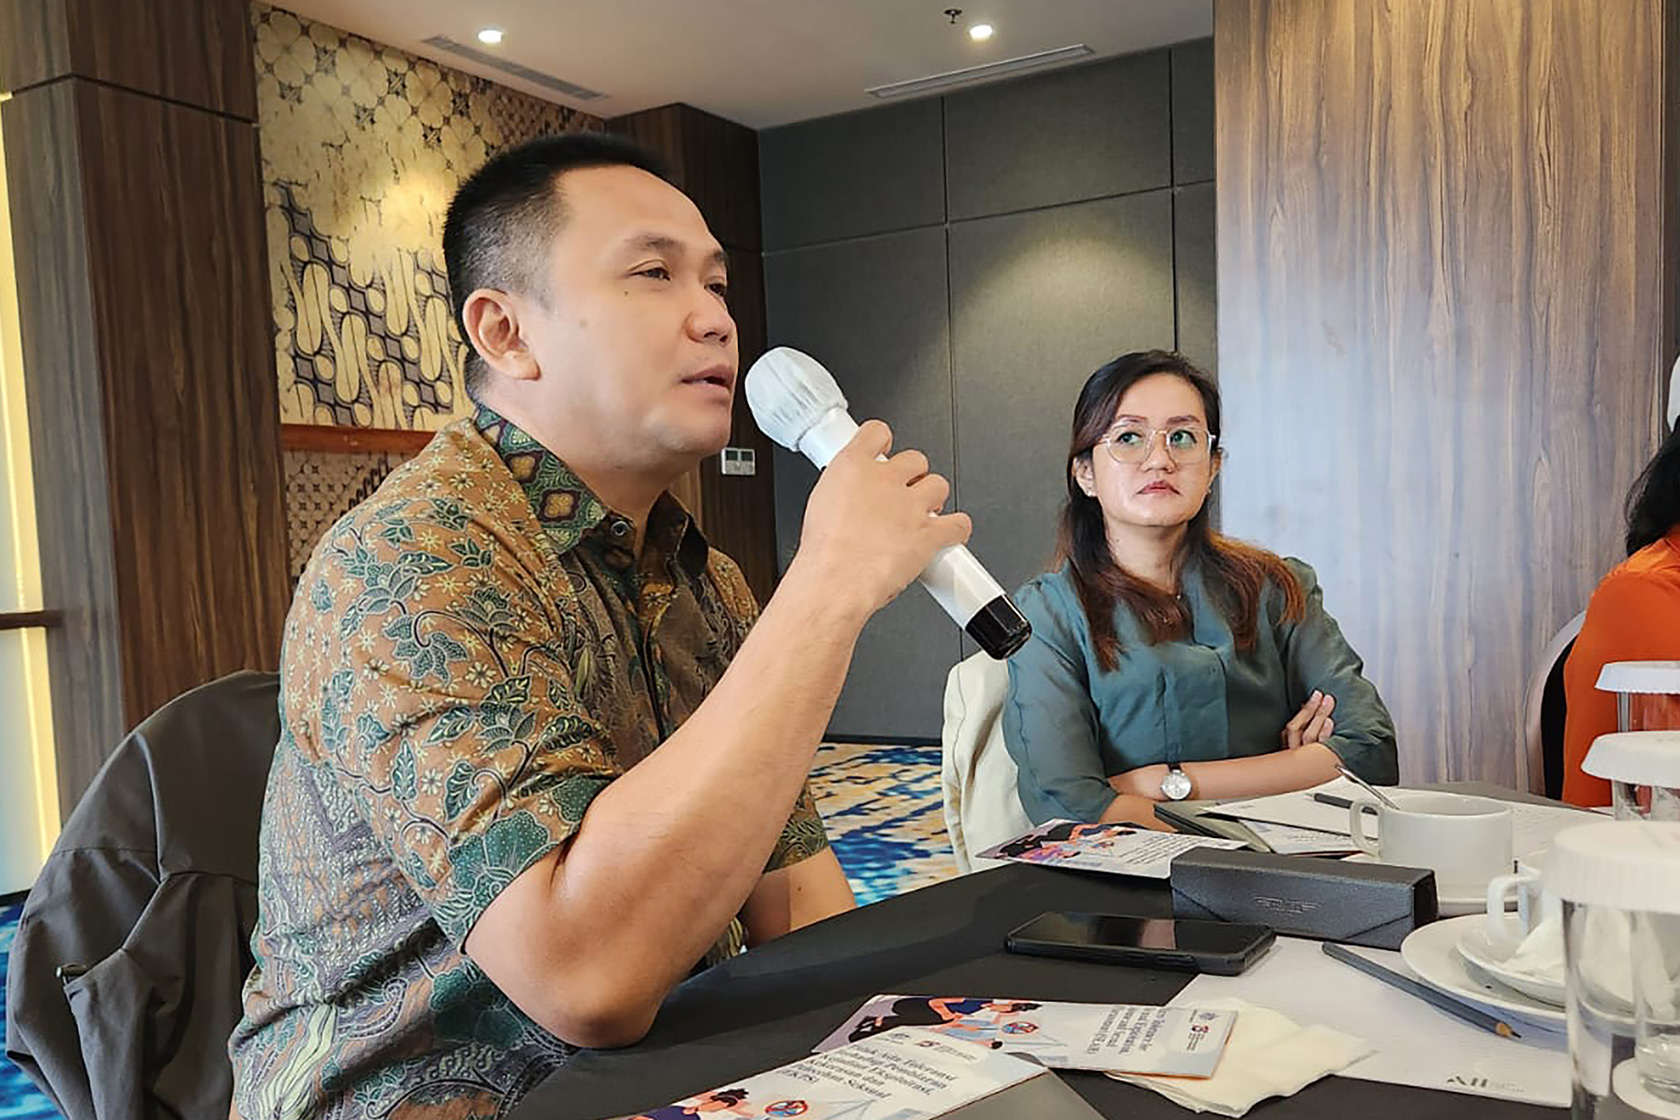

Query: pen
1311;792;1353;809
1320;941;1521;1039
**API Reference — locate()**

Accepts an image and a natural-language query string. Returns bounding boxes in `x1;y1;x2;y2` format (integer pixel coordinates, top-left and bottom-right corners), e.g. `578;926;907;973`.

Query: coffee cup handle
1348;799;1381;857
1485;871;1531;946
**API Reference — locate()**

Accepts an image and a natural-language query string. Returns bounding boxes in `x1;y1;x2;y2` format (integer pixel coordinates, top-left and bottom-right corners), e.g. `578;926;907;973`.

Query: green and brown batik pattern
230;408;828;1118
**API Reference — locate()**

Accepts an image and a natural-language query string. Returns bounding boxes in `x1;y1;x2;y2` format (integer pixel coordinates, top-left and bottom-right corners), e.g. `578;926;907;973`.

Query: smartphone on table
1005;911;1274;975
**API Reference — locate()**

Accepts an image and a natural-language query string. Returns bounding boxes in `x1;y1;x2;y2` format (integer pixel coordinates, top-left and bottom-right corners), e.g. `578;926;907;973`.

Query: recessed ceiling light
477;27;504;45
969;23;995;42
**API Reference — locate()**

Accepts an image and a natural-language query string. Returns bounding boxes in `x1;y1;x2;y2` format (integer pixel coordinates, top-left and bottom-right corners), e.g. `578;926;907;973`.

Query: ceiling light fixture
477;27;504;45
969;23;995;42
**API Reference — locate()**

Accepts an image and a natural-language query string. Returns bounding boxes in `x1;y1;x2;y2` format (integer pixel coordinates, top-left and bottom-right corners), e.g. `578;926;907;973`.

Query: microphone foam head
745;347;848;451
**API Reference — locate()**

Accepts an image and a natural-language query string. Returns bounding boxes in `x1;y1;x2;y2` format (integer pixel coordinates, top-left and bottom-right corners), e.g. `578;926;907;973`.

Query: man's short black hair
442;132;673;400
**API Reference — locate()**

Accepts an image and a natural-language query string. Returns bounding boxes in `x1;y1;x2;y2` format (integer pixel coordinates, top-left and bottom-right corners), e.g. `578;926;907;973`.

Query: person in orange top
1562;425;1680;806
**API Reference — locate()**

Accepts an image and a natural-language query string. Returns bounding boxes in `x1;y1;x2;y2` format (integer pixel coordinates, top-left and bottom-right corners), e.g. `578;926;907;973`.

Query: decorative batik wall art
253;2;600;431
252;3;601;574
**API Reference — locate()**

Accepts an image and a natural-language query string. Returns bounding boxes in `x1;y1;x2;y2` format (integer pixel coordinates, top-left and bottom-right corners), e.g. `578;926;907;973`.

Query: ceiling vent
421;35;608;102
866;43;1094;99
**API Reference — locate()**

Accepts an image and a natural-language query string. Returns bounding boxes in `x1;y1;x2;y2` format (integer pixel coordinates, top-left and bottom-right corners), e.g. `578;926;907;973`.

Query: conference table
508;784;1568;1120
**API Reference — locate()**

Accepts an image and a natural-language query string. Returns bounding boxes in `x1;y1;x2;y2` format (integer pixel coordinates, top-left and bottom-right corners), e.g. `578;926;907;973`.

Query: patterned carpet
0;742;951;1113
0;900;54;1119
808;741;956;905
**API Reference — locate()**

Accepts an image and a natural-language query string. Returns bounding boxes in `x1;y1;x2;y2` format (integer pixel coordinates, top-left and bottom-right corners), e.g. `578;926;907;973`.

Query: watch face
1161;768;1193;801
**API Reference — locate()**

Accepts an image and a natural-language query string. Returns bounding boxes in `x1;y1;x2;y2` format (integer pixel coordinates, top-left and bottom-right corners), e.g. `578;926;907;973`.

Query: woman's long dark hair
1059;351;1304;673
1626;424;1680;554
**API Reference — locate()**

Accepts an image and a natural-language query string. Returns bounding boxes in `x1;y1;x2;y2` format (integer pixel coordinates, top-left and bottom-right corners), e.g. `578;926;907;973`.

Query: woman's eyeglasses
1097;424;1218;465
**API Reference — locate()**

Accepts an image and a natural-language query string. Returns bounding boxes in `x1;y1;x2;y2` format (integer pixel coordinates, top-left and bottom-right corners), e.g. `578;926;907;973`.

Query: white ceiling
272;0;1212;129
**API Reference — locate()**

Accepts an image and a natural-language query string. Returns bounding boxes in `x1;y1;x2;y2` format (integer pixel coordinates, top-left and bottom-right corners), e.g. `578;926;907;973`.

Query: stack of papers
817;995;1237;1077
1210;777;1371;835
975;820;1245;878
1241;819;1359;856
626;1027;1058;1120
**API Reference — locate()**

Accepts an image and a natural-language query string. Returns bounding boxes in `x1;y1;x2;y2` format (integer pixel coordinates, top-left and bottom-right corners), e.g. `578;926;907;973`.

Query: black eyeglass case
1170;847;1439;950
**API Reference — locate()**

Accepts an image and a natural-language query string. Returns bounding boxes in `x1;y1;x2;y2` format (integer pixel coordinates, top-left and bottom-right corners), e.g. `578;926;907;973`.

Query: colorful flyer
975;820;1246;878
815;995;1235;1078
622;1027;1049;1120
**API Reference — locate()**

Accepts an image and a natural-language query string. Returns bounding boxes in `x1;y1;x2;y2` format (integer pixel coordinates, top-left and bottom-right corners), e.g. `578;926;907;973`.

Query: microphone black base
965;595;1032;660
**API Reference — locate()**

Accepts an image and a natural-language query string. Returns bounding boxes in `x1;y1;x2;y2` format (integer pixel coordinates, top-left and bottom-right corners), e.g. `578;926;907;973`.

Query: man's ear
461;289;540;383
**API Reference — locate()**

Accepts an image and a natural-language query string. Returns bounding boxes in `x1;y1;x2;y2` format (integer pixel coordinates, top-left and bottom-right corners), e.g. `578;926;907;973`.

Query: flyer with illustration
621;1027;1049;1120
974;820;1246;878
815;995;1235;1078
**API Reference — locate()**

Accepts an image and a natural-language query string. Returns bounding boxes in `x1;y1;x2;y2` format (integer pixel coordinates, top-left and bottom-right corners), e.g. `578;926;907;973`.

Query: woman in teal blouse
1003;351;1398;826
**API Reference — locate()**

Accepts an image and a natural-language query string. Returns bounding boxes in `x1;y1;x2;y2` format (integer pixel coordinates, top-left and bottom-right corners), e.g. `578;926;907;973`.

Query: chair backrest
1522;611;1585;796
5;670;279;1120
940;652;1035;874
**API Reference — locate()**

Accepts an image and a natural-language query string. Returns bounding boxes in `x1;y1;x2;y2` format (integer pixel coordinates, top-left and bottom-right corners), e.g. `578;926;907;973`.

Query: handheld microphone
745;346;1032;660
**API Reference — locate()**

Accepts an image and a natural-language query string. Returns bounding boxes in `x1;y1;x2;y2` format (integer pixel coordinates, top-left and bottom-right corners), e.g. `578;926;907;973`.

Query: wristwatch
1160;763;1194;801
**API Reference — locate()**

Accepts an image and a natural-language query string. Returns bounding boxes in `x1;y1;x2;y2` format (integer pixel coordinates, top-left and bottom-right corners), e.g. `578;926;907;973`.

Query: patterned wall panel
282;447;409;582
253;3;600;431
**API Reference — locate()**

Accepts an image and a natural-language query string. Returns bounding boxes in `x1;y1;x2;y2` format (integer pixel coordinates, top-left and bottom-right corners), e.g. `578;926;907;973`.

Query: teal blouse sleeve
1274;559;1399;784
1002;576;1118;823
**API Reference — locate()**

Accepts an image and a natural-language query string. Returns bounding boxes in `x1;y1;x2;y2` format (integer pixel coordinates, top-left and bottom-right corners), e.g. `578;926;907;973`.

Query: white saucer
1399;915;1567;1031
1614;1059;1680;1120
1343;854;1512;918
1454;926;1566;1007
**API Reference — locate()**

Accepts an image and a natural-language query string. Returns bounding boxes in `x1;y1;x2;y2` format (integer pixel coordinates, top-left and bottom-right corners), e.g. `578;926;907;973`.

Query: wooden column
1;0;289;813
608;103;779;605
1213;0;1675;785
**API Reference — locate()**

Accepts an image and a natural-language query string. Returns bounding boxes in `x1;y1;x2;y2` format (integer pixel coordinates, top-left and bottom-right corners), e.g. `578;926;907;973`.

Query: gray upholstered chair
5;671;279;1120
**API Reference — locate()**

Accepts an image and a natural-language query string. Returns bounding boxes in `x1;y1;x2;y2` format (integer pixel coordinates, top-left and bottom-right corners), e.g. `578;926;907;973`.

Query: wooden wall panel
1;83;126;812
1215;0;1668;785
2;0;285;812
610;102;762;253
0;0;71;92
702;249;778;604
75;81;289;732
610;104;779;605
0;0;255;118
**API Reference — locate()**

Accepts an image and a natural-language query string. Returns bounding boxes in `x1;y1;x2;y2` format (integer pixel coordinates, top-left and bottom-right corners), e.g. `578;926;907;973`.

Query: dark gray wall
760;42;1216;741
950;191;1177;596
763;228;963;739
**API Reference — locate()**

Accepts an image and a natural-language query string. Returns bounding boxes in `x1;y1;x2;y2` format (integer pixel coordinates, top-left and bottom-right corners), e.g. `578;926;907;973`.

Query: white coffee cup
1348;792;1514;894
1486;855;1562;949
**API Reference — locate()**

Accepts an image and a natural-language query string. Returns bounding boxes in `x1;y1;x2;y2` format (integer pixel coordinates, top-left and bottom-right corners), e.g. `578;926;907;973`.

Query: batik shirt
229;407;829;1118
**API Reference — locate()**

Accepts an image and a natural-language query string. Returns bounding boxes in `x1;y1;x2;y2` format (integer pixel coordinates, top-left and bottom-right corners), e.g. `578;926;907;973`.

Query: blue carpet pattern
1;901;57;1118
0;744;950;1111
808;742;956;906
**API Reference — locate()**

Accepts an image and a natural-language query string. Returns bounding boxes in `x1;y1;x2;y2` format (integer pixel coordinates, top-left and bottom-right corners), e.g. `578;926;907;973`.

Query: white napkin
1505;916;1566;985
1580;908;1637;1009
1107;999;1371;1117
1632;912;1680;1018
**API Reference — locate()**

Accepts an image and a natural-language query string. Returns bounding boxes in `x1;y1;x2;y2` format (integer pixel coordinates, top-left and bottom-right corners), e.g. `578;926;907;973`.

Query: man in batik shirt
229;134;971;1117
